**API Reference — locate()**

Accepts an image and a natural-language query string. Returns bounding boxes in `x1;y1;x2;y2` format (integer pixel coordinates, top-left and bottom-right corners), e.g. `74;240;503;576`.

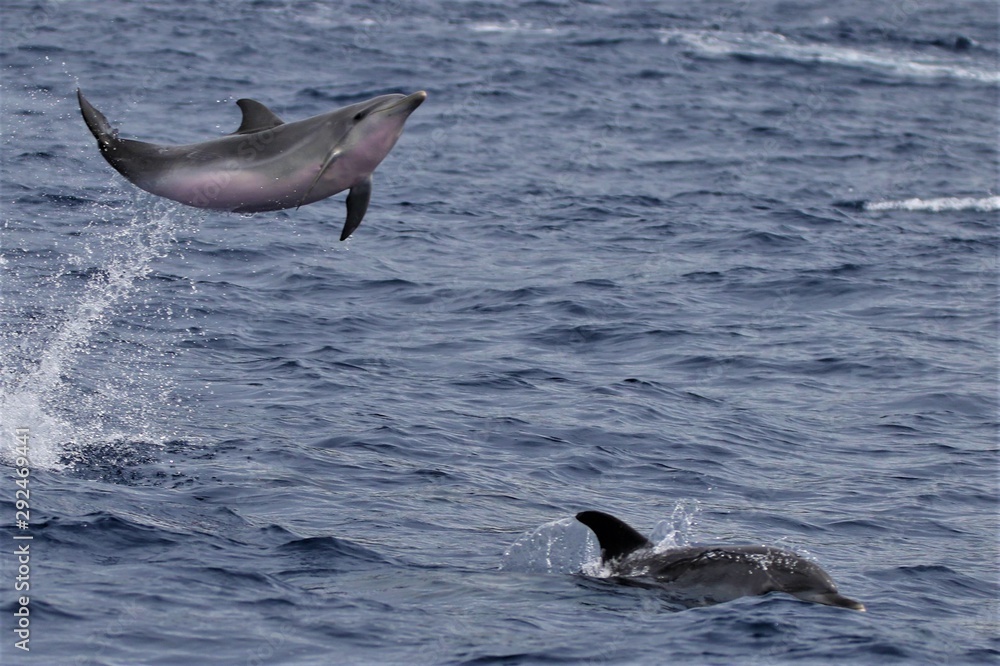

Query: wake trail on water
0;201;188;470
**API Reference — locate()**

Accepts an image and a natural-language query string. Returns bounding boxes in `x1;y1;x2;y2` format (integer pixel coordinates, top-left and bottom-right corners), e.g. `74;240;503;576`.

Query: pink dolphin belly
148;161;360;213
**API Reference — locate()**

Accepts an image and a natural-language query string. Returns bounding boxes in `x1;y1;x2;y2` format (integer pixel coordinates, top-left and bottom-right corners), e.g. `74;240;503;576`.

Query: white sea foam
864;196;1000;212
658;29;999;84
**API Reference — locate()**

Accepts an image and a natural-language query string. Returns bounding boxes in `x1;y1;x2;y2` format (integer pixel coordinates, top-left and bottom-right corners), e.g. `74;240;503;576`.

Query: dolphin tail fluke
576;511;653;563
341;176;372;241
77;89;119;151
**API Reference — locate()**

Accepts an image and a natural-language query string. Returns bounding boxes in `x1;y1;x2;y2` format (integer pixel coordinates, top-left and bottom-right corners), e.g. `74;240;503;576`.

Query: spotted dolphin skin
77;88;426;240
576;510;865;611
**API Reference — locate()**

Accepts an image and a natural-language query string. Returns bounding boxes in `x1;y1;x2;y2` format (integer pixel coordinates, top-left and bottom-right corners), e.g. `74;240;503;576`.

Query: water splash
499;517;598;574
649;499;700;553
0;199;188;470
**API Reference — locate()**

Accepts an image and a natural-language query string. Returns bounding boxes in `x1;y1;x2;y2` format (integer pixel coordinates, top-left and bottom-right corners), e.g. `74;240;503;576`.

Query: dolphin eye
353;111;366;121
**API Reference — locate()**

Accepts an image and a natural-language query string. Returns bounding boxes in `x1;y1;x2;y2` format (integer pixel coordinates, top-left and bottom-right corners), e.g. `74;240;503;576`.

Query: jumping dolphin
77;88;426;240
576;510;865;611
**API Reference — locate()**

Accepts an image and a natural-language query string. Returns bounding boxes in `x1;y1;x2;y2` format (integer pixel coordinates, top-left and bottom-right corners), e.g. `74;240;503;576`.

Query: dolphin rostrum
576;510;865;611
77;88;426;240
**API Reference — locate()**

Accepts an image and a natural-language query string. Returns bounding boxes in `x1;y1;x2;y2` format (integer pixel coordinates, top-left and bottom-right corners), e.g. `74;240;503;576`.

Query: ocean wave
658;29;999;83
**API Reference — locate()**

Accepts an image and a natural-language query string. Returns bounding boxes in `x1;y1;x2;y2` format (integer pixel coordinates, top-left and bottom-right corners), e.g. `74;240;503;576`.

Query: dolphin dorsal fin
232;99;285;134
576;511;653;563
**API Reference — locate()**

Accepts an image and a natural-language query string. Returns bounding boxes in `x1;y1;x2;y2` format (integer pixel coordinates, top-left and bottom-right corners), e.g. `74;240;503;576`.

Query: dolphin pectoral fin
232;99;285;134
297;146;343;210
341;176;372;241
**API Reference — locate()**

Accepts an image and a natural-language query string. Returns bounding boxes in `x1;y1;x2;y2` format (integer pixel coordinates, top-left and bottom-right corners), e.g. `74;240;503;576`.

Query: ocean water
1;1;997;664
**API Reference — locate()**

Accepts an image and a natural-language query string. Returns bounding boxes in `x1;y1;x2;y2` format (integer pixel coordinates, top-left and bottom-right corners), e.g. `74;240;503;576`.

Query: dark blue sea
1;1;998;664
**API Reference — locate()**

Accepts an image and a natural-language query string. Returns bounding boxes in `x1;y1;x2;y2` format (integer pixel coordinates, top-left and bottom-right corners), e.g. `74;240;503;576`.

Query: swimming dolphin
77;88;426;240
576;510;865;611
